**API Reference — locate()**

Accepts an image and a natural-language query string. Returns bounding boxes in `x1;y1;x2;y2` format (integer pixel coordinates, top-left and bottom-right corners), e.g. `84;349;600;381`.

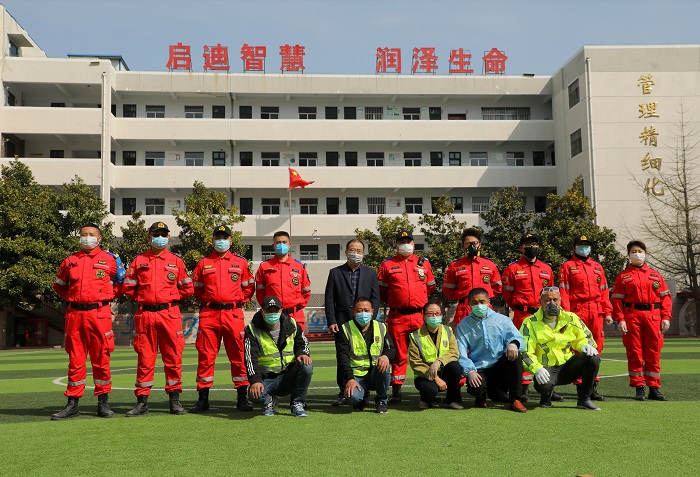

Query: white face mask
629;251;646;265
397;243;414;256
79;236;98;249
347;253;363;265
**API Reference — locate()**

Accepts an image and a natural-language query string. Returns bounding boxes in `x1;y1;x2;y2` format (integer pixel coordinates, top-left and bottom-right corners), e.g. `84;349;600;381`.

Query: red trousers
622;311;664;387
289;309;306;331
571;302;604;384
195;308;248;390
64;306;114;398
387;311;424;386
512;311;533;385
132;307;185;396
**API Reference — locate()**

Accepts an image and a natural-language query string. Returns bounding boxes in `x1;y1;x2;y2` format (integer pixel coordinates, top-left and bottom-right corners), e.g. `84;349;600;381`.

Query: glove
580;344;598;357
535;367;550;385
428;360;440;380
661;320;670;333
619;321;628;334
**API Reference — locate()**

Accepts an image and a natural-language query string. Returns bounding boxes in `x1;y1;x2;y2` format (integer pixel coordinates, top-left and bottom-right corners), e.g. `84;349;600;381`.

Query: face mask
398;243;414;255
151;236;168;249
214;239;231;252
523;246;539;259
275;243;289;256
79;236;98;249
575;245;591;257
545;302;560;317
425;316;443;328
264;312;281;325
472;304;489;318
629;251;645;265
347;253;363;265
355;312;372;326
466;243;479;257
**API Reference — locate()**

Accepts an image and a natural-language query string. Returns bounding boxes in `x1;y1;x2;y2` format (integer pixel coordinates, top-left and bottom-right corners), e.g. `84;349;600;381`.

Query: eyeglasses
151;232;168;238
541;286;560;294
424;311;442;317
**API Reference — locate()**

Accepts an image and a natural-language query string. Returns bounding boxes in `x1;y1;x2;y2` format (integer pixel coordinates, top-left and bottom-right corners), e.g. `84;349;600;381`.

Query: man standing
558;234;613;400
189;225;255;413
245;296;313;417
255;231;311;330
442;228;502;328
122;222;194;416
336;297;395;414
51;224;121;420
324;239;380;405
377;230;436;403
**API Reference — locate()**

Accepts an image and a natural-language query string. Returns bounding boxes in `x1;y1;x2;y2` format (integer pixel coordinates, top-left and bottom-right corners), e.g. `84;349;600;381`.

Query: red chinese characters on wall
203;44;230;71
280;44;305;72
448;48;473;74
411;48;438;74
241;44;267;72
482;48;507;74
376;47;402;74
166;42;192;71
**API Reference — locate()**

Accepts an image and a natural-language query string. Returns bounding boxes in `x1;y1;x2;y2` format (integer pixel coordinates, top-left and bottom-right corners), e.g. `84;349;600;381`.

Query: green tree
113;211;150;265
355;213;413;271
57;176;114;246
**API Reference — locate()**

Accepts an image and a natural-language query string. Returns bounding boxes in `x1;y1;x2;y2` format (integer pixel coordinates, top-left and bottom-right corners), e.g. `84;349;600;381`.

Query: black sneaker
550;392;565;402
519;386;529;404
352;399;368;412
389;384;402;404
375;402;388;414
331;393;346;407
648;387;668;401
539;392;552;408
577;399;601;411
635;386;646;401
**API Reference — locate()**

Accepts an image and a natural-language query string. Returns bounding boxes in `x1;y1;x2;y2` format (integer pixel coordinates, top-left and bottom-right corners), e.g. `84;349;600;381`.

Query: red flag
288;167;314;189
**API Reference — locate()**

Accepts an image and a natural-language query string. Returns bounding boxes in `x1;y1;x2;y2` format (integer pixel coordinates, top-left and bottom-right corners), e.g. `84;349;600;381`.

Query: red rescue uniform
54;247;118;398
255;256;311;329
442;255;502;328
122;249;194;396
378;254;436;385
192;251;254;390
502;257;554;330
611;264;671;388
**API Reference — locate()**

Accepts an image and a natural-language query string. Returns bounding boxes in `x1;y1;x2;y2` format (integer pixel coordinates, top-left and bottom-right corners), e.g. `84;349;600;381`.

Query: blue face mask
355;312;372;326
275;243;289;256
575;245;591;257
472;304;489;318
425;316;443;328
214;239;231;252
264;312;281;325
151;236;168;249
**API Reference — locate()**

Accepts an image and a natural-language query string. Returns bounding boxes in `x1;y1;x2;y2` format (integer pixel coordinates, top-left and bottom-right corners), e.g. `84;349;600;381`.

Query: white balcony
0;157;102;186
0;107;102;135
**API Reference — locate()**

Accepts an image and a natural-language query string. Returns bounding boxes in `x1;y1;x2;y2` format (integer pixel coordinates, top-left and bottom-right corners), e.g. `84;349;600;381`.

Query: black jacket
335;319;396;385
324;263;380;327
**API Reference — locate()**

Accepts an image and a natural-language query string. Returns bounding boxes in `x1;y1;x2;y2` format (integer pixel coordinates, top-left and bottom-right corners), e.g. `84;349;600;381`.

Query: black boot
519;384;529;404
169;391;186;415
590;382;605;401
648;386;668;401
236;386;253;411
126;395;149;417
389;384;402;404
97;394;115;418
635;386;646;401
51;397;80;421
189;388;210;413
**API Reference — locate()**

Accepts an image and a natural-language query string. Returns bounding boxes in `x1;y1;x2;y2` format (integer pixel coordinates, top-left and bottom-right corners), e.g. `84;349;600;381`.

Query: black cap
261;296;282;310
520;233;539;245
396;230;414;242
213;224;232;237
573;234;592;247
149;221;170;233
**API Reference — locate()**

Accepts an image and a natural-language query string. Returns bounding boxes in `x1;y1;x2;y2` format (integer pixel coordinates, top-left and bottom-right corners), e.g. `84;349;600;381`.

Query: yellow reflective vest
342;320;386;377
410;324;452;364
247;321;296;374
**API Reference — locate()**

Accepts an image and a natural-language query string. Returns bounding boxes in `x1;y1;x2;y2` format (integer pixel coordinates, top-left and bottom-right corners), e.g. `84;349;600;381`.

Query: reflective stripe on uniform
503;285;514;291
193;281;204;287
660;290;671;296
166;379;182;385
105;330;113;337
196;376;214;382
256;284;266;289
629;372;644;377
242;279;254;286
559;283;570;289
599;284;608;290
427;280;436;286
123;279;139;285
94;379;112;385
612;293;625;299
68;379;86;386
136;380;154;387
54;277;67;286
442;283;456;289
302;286;312;292
644;371;660;377
391;374;406;380
179;277;192;286
493;280;502;286
232;376;248;381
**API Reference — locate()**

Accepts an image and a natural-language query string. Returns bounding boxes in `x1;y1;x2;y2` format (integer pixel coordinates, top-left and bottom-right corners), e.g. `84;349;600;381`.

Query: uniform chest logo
442;340;448;347
483;275;490;284
231;273;239;282
95;270;105;278
653;281;660;289
542;279;549;286
167;272;176;281
98;260;107;265
375;336;380;343
292;277;300;286
168;263;176;268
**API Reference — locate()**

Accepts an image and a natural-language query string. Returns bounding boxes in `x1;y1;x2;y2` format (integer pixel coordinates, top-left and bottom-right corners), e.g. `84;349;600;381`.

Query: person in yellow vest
408;298;463;409
244;295;313;417
335;296;396;414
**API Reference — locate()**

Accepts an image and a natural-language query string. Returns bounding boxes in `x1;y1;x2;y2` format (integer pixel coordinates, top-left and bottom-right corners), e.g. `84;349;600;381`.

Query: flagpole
288;187;293;235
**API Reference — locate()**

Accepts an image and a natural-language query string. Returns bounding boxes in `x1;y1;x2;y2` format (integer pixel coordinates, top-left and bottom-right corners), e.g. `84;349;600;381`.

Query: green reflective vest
410;324;451;364
342;320;386;377
248;321;296;374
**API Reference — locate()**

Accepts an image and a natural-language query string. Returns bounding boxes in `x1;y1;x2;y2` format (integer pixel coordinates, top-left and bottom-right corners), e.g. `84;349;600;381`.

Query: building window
240;151;253;166
405;197;423;214
262;152;280;166
239;106;253;119
300;198;318;214
185;106;204;118
9;38;19;57
481;107;530;120
146;105;165;118
469;152;487;166
346;197;359;214
451;197;464;213
345;151;358;166
145;198;165;215
212;151;226;166
535;196;548;213
262;198;280;215
185;151;204;167
109;198;115;214
472;197;490;213
145;151;165;166
51;103;65;108
507;152;525;167
448;113;466;120
404;152;421;166
326;197;340;214
300;245;319;261
325;107;338;119
212;105;226;118
261;106;279;119
414;243;425;253
403;107;420;120
326;151;339;166
367;152;384;167
50;150;64;158
299;152;317;167
299;106;317;119
344;107;357;120
533;151;545;166
430;151;443;166
243;245;253;260
110;151;116;165
367;197;386;214
449;152;461;166
123;104;136;118
570;129;583;157
327;244;341;260
429;107;442;120
239;197;253;215
122;198;136;215
568;79;580;109
123;151;136;166
365;106;383;120
261;245;275;261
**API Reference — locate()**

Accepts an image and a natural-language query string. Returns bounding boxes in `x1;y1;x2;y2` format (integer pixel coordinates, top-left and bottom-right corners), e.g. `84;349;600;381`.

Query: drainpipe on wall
585;56;598;225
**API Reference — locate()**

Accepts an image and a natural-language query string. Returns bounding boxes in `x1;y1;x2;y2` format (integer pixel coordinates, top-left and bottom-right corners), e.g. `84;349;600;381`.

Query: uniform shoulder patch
294;258;307;269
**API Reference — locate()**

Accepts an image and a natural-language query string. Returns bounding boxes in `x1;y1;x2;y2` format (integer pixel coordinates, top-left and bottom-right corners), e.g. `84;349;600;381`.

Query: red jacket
255;256;311;310
557;256;612;315
442;255;502;301
122;249;193;305
53;247;117;303
611;264;672;321
502;257;553;309
192;251;254;304
377;254;436;309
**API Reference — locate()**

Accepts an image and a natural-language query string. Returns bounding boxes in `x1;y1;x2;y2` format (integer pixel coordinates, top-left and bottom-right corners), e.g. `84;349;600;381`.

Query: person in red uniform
558;234;613;401
377;230;436;403
51;223;120;420
501;232;554;402
255;231;311;330
442;227;502;328
611;240;671;401
122;221;194;416
189;225;255;413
